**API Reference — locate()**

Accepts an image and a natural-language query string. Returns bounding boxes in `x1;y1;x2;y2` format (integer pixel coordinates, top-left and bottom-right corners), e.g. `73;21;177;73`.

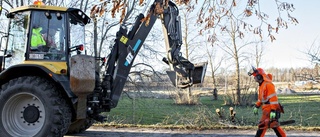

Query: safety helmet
248;66;265;77
253;68;265;76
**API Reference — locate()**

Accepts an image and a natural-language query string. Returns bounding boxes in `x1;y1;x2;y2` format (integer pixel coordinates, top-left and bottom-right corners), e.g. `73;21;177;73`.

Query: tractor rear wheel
0;76;72;137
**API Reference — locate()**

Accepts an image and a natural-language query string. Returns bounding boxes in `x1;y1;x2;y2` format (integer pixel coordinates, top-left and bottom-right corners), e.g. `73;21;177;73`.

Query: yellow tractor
0;0;207;136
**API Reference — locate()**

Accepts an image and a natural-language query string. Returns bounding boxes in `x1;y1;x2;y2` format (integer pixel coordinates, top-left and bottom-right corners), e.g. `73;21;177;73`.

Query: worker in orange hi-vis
248;67;286;137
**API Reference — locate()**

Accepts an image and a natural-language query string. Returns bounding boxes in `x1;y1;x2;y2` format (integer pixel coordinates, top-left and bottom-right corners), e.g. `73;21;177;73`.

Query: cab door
4;11;29;69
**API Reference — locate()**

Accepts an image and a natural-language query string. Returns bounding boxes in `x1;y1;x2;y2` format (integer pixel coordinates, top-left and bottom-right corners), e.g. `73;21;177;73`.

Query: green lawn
100;94;320;130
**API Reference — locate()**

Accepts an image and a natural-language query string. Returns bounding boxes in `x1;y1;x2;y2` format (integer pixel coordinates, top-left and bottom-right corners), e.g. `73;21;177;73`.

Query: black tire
67;118;94;134
0;76;72;137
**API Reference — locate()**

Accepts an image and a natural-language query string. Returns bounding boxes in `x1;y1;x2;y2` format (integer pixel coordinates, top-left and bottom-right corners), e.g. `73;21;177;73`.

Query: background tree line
127;65;320;92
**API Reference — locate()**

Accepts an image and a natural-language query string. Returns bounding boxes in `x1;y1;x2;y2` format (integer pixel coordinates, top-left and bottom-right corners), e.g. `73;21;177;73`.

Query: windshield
28;10;66;61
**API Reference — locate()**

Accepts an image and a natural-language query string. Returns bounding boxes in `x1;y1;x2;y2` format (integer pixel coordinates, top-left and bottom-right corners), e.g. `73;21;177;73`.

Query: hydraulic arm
88;0;207;119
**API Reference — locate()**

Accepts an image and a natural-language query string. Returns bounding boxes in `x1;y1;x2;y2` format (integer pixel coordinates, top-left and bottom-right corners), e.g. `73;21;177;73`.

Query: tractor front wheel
0;76;71;137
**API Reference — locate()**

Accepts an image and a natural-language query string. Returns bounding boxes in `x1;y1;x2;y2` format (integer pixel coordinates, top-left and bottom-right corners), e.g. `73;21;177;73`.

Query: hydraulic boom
87;0;207;120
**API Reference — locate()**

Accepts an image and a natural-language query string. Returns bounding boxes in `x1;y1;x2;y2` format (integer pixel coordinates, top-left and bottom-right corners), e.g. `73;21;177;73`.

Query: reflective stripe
269;101;279;104
263;93;277;102
260;82;277;103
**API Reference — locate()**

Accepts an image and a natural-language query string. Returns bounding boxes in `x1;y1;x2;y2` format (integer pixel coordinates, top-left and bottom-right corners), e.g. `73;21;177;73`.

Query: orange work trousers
255;108;286;137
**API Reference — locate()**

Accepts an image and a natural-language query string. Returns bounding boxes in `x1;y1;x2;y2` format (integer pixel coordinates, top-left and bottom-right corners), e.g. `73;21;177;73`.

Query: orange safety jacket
255;74;279;111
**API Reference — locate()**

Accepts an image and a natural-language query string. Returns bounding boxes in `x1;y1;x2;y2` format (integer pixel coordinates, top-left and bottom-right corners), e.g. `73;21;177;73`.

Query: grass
99;94;320;131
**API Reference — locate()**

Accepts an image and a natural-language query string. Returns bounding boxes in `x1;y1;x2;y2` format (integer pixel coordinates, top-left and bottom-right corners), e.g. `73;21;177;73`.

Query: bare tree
215;12;261;105
87;0;298;44
205;43;223;91
305;39;320;65
205;43;223;100
180;3;203;61
194;0;298;43
297;39;320;82
252;41;265;68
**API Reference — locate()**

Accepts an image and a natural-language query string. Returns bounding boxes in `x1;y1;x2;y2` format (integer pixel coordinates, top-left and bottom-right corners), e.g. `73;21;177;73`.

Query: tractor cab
1;3;90;71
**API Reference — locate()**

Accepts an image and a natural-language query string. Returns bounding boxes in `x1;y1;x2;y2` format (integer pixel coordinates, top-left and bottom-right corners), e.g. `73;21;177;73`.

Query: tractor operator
42;28;57;48
31;27;57;52
31;26;46;48
248;67;286;137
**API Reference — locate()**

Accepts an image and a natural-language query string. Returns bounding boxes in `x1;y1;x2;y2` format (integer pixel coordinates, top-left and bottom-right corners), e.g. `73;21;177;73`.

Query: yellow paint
10;5;68;13
120;36;128;44
23;61;67;74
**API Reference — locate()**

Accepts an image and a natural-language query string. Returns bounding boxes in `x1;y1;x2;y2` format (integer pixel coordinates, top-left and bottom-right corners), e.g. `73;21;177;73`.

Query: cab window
28;11;66;61
5;11;29;68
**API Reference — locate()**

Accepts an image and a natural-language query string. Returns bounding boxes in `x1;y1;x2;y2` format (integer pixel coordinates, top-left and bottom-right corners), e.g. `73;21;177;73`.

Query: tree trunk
231;19;241;105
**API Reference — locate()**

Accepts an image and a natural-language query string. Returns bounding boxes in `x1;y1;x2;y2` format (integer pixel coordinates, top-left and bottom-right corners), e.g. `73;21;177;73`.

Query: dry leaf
120;7;126;23
154;2;164;14
90;5;97;17
99;8;105;17
244;9;252;17
139;0;144;5
141;13;151;26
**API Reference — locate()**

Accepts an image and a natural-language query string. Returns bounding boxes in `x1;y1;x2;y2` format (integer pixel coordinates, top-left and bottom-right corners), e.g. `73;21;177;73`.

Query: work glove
253;107;258;115
270;110;276;119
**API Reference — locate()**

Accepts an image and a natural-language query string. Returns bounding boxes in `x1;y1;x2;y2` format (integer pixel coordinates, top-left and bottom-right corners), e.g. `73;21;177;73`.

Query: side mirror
69;44;84;54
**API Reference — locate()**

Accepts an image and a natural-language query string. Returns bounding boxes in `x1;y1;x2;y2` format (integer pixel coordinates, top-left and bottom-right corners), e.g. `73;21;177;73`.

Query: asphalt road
65;126;320;137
